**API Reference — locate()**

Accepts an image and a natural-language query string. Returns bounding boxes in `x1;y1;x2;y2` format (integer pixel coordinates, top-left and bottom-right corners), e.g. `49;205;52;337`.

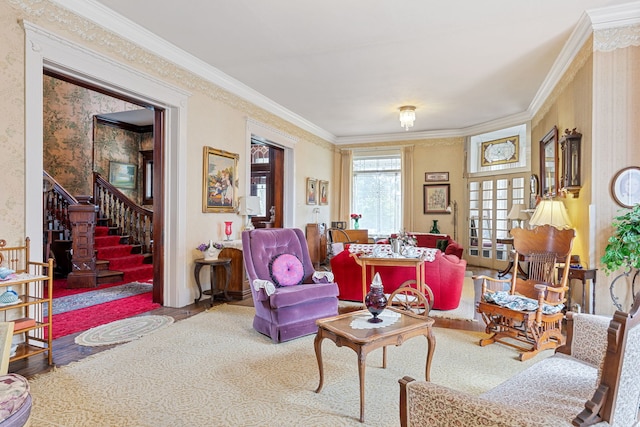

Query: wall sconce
399;106;416;131
560;128;582;198
238;196;261;230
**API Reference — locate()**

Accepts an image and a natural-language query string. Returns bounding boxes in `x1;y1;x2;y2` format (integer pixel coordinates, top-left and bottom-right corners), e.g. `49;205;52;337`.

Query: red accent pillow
269;253;304;287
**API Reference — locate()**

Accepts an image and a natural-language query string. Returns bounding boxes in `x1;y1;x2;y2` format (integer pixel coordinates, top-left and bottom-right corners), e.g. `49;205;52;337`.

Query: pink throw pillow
269;253;304;287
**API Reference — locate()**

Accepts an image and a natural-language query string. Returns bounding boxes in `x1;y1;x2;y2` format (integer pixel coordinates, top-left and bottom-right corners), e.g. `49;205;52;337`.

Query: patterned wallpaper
94;123;151;203
43;75;146;200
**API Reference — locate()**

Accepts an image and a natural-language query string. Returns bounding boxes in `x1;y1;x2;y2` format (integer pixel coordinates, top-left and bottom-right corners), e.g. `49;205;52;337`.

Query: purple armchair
242;228;339;343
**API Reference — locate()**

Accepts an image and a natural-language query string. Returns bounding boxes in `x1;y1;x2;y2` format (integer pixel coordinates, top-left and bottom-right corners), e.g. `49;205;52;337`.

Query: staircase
44;170;154;286
94;226;153;284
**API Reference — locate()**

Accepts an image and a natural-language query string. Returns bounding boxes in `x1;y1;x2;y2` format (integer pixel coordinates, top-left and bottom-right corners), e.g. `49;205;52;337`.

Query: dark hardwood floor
10;264;497;379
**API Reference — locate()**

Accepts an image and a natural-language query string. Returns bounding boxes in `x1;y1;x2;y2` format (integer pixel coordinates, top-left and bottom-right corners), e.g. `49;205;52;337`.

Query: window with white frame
352;152;401;236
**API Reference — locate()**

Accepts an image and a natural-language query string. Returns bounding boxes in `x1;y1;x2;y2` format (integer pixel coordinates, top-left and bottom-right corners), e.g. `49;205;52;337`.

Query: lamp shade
506;203;529;221
238;196;261;216
528;200;572;229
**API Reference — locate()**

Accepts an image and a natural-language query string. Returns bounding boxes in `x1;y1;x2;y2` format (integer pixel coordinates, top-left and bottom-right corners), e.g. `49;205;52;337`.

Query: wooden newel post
66;195;99;288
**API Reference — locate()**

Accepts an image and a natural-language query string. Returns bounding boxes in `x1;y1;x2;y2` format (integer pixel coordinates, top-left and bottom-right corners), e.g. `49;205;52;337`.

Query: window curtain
401;146;414;231
339;149;353;223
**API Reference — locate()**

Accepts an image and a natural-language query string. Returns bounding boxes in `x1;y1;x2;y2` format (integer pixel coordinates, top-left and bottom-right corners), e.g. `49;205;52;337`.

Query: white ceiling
65;0;638;142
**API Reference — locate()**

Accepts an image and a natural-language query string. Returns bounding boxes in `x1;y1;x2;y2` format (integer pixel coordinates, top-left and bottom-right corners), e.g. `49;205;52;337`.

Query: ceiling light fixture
399;105;416;131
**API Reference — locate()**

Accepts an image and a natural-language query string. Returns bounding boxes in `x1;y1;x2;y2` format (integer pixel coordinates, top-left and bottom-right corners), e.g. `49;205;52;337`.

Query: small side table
496;238;528;279
557;267;598;314
194;258;232;306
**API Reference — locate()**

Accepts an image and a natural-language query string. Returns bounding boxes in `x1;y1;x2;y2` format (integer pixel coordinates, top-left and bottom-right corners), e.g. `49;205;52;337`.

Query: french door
466;174;526;270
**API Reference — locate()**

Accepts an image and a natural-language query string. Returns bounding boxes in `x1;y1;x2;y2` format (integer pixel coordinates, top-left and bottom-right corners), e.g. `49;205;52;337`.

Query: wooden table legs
314;322;435;423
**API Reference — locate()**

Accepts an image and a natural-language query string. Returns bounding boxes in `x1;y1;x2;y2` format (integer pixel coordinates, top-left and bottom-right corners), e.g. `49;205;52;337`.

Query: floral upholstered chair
398;293;640;427
0;323;32;426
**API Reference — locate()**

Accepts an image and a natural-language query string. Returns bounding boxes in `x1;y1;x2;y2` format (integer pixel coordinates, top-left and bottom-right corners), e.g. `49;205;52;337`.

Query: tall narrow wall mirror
540;126;558;197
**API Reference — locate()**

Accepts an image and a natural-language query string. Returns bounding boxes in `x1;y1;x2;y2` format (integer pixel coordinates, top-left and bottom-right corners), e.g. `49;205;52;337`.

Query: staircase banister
93;172;153;217
43;170;77;205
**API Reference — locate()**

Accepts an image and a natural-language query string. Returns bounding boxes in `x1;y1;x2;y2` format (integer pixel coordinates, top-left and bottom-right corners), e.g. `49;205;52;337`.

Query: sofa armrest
559;313;611;371
399;377;571;427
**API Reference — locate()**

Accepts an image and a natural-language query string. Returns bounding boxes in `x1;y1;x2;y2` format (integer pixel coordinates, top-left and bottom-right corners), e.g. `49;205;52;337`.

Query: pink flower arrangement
350;213;362;220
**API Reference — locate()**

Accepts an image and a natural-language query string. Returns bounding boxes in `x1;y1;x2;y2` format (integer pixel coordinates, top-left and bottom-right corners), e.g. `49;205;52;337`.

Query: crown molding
48;0;640;146
527;12;593;120
51;0;337;144
588;0;640;30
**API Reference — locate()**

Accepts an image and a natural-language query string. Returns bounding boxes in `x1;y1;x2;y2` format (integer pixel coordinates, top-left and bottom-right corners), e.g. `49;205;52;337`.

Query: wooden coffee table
314;308;435;423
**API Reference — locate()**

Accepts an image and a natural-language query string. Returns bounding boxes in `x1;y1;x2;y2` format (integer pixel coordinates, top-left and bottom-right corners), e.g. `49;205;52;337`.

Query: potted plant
601;204;640;310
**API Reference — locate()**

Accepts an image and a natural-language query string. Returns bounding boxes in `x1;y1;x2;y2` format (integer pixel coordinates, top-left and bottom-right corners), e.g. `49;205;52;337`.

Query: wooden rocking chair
475;225;575;361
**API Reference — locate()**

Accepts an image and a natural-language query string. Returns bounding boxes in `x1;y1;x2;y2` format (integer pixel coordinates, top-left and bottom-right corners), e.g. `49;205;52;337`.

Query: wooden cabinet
217;247;250;300
306;223;327;268
332;229;369;244
0;238;53;366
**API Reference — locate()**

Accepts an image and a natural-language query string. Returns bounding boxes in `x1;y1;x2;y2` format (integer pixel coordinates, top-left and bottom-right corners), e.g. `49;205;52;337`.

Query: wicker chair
474;225;576;361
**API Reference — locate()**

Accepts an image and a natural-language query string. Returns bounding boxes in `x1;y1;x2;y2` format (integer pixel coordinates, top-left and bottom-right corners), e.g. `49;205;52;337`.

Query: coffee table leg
358;350;367;423
314;332;324;393
425;328;436;381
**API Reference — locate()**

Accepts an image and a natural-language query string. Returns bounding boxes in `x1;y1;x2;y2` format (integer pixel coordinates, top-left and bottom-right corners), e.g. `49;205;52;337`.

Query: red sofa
330;243;467;310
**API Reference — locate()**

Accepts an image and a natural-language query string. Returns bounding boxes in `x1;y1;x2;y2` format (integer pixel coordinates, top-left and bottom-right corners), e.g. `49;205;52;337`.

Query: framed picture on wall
611;166;640;208
109;161;137;189
423;184;450;214
202;146;238;213
424;172;449;182
319;180;328;205
306;178;317;205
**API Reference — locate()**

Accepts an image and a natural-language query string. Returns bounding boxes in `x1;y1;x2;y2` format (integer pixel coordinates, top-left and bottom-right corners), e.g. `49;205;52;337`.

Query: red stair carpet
94;226;154;283
49;279;160;339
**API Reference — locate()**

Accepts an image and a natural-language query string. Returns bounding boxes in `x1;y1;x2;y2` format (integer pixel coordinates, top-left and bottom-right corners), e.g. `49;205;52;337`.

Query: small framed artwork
425;171;449;182
202;146;239;213
423;184;450;214
611;166;640;208
109;161;137;189
306;178;317;205
319;180;329;205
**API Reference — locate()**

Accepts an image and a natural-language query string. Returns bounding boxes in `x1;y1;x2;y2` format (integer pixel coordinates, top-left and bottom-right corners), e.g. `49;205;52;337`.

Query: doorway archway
24;22;190;307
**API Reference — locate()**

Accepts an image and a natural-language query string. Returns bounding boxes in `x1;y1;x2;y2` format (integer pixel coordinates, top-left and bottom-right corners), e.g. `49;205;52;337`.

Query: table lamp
528;199;572;229
506;203;529;229
238;196;261;230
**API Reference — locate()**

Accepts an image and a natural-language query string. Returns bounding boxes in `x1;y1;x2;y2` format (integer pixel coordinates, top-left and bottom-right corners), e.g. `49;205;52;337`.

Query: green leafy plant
601;204;640;274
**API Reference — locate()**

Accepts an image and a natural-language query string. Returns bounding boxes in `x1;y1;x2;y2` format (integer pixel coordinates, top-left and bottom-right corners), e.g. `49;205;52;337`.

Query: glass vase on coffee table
365;273;387;323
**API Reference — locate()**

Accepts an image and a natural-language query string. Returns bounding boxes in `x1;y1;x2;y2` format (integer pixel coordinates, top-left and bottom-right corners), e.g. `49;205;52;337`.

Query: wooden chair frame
475;225;575;361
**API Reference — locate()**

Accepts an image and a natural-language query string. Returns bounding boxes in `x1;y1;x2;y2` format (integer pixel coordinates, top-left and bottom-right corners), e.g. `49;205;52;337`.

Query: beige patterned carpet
429;276;478;321
28;304;551;426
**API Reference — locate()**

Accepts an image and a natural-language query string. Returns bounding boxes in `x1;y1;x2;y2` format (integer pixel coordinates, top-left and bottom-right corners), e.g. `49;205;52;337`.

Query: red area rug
49;278;159;339
51;293;160;339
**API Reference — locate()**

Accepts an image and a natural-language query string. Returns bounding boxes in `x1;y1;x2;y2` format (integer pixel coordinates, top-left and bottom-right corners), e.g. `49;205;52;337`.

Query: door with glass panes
467;174;527;270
